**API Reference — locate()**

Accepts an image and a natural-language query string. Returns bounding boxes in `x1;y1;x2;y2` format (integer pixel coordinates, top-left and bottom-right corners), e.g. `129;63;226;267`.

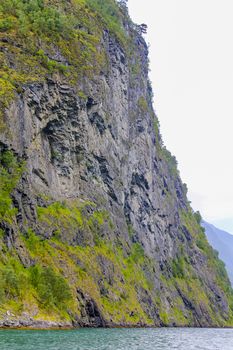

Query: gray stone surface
0;21;231;328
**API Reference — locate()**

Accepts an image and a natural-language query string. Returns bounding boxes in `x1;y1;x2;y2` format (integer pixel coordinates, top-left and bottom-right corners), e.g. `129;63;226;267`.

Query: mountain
0;0;232;328
202;221;233;286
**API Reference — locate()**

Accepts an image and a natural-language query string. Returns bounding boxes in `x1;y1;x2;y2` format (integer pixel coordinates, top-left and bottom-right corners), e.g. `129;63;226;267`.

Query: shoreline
0;319;154;330
0;322;232;330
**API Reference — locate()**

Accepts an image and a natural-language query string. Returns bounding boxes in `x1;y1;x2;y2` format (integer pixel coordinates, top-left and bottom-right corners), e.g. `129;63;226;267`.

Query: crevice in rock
75;289;106;327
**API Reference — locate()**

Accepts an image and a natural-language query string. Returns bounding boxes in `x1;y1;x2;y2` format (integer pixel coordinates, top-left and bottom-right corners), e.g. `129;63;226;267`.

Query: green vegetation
19;227;153;324
37;201;84;231
0;1;73;36
0;258;27;303
36;200;113;245
0;0;129;121
160;147;179;177
0;250;72;315
137;96;148;113
0;150;24;222
151;206;233;326
86;0;128;45
171;256;186;279
29;265;71;310
194;210;202;225
176;207;233;324
36;49;68;74
196;226;233;300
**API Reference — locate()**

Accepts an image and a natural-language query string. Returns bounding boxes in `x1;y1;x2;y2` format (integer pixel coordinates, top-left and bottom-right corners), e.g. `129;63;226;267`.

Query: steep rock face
5;32;183;258
0;0;232;327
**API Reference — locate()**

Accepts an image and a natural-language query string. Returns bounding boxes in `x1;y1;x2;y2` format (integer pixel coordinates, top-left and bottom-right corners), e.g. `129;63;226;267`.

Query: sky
127;0;233;234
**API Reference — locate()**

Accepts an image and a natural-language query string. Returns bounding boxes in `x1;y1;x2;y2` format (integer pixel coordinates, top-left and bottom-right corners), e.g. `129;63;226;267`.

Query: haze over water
0;328;233;350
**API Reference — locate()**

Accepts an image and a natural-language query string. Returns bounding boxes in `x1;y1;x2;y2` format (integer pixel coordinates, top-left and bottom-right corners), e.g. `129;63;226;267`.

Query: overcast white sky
128;0;233;234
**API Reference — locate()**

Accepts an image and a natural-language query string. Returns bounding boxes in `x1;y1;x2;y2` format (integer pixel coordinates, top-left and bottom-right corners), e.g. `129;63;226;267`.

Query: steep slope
202;221;233;286
0;0;232;328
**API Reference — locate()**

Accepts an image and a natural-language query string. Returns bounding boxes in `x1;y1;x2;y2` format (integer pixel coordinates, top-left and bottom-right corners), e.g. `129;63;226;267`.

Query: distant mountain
202;221;233;285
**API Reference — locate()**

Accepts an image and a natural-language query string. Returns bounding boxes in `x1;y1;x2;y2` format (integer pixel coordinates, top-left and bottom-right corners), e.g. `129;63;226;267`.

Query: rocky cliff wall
0;0;232;328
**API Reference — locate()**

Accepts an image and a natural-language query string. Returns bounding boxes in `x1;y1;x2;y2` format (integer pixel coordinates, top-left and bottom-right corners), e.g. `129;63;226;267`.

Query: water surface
0;328;232;350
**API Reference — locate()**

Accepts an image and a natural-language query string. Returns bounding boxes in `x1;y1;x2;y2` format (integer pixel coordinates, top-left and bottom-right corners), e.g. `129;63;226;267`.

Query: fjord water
0;328;233;350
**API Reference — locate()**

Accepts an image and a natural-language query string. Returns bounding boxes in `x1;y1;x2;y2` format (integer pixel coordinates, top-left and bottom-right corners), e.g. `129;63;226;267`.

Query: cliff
0;0;232;328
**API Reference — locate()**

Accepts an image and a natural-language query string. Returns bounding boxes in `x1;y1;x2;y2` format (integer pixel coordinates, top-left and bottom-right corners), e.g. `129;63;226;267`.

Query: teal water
0;328;232;350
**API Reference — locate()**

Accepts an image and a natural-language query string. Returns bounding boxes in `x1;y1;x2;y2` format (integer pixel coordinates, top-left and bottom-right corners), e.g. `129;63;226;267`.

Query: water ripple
0;328;233;350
